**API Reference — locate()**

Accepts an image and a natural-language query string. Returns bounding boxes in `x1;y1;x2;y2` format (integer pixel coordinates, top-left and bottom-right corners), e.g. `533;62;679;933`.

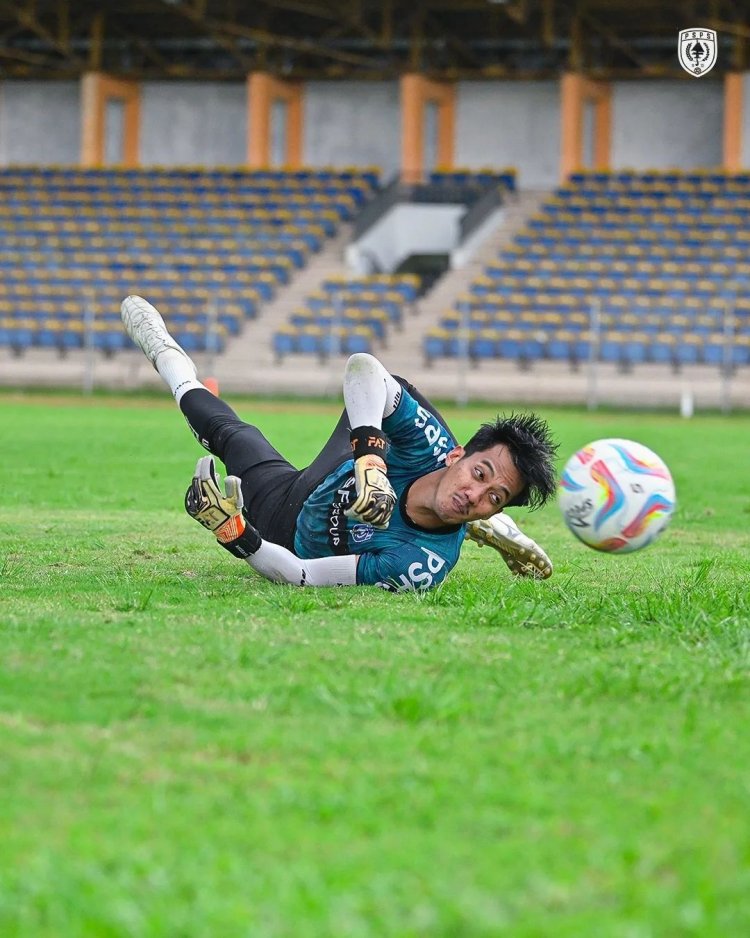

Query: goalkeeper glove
465;513;553;579
344;425;397;528
184;456;261;558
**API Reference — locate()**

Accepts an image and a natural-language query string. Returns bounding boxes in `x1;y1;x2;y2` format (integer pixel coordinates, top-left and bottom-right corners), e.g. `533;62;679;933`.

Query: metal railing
458;185;505;243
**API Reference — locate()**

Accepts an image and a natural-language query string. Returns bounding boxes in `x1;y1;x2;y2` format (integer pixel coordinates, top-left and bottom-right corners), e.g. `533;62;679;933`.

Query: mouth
451;494;468;516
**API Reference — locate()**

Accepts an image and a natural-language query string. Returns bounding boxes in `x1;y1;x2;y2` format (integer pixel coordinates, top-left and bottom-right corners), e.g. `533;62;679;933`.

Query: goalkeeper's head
463;412;558;511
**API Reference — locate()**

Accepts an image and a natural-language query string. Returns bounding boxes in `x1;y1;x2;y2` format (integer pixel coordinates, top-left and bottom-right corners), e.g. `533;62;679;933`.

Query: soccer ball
558;438;676;553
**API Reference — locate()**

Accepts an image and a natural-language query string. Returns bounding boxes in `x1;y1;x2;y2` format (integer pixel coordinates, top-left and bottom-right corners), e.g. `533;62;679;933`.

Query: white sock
155;349;205;404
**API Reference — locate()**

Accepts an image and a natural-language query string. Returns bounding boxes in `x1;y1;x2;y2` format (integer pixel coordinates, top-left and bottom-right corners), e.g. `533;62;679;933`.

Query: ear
445;445;465;466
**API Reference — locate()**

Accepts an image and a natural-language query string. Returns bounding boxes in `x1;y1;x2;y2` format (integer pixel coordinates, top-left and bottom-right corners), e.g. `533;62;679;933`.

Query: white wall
304;81;400;180
347;204;465;273
454;82;560;189
0;81;80;165
139;81;247;165
0;77;744;175
610;80;724;169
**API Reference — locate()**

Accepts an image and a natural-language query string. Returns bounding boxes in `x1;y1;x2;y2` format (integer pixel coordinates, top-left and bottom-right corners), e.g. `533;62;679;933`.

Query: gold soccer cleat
465;513;553;579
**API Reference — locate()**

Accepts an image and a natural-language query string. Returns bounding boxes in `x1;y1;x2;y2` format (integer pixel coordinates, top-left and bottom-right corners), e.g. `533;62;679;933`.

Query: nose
466;483;495;508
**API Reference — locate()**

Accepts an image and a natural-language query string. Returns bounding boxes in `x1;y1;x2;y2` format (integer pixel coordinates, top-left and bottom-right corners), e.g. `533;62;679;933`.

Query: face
433;444;525;524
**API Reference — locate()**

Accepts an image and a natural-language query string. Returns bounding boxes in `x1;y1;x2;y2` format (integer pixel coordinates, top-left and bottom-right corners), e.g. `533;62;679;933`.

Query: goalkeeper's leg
121;295;205;403
122;295;305;548
178;388;303;550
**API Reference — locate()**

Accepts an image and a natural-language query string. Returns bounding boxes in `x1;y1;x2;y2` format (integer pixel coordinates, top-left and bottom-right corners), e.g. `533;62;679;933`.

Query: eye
475;467;484;480
490;493;501;506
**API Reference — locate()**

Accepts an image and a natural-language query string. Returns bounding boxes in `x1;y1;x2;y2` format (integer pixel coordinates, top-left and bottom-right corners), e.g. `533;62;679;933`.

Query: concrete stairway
110;188;554;396
4;186;750;409
375;189;553;376
212;222;356;392
207;188;554;396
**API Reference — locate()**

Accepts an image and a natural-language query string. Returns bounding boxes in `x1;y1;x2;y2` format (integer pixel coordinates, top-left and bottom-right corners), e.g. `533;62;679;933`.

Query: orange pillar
559;73;611;182
400;74;455;183
246;72;304;168
592;80;612;168
80;72;140;166
724;73;744;171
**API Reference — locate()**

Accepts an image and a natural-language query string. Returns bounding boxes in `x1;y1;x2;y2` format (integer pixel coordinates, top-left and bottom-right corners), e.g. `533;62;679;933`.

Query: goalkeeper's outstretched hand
345;454;397;528
465;513;553;579
185;455;246;543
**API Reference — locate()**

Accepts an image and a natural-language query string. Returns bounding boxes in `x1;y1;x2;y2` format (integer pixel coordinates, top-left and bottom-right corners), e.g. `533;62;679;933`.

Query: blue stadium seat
0;165;383;360
444;170;750;370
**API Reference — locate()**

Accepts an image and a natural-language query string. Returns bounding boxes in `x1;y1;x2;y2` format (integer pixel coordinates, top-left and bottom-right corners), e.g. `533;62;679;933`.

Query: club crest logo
678;29;718;77
351;523;374;543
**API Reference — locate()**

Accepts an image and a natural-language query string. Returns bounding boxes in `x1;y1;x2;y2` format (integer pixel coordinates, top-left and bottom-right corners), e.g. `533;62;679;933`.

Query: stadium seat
274;274;420;362
430;171;750;370
0;165;382;361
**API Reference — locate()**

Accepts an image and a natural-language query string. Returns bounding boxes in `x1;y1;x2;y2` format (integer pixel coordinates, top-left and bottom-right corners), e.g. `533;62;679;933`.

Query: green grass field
1;390;749;937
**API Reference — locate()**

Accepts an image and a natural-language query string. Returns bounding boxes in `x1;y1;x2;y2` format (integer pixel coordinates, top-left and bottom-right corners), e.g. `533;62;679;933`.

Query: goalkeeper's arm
242;540;358;587
185;457;358;586
342;354;402;528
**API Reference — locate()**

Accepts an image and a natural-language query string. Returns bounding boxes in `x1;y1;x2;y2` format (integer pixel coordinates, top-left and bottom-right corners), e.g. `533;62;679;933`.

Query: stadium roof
0;1;744;81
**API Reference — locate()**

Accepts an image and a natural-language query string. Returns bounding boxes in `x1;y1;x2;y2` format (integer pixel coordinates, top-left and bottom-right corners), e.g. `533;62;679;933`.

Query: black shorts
179;378;449;551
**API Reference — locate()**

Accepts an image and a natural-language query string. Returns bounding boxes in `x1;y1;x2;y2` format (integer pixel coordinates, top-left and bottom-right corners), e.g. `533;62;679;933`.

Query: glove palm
345;454;397;528
185;456;245;542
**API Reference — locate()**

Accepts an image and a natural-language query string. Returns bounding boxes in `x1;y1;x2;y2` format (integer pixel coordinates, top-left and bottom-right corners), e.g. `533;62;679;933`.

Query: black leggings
180;378;450;551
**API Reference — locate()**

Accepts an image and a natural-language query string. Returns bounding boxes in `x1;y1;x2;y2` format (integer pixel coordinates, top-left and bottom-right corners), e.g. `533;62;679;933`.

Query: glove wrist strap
219;521;262;559
216;513;246;543
350;425;388;460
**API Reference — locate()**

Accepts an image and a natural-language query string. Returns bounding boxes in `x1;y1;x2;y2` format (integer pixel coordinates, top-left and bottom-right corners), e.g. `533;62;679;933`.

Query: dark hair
463;412;558;510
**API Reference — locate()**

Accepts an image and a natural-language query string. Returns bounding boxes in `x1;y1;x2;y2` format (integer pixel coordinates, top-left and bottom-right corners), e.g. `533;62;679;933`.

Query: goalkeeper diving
122;295;558;591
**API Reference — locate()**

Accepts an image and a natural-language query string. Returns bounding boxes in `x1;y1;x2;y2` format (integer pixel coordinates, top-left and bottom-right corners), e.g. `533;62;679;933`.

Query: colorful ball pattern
558;438;676;553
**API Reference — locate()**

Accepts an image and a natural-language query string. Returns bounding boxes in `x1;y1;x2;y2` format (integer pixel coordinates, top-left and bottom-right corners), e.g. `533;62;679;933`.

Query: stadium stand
272;274;420;362
268;169;516;363
423;170;750;373
0;165;380;357
426;167;516;193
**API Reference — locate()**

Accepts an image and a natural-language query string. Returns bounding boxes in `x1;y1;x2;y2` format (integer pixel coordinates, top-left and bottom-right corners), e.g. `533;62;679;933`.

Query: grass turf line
0;395;749;937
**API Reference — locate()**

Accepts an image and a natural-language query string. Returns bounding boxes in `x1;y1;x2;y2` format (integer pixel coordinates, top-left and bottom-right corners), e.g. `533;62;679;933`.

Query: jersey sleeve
381;386;457;473
356;542;453;591
245;541;358;586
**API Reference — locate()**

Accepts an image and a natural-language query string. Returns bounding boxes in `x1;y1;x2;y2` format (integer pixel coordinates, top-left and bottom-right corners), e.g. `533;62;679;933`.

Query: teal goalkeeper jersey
293;386;466;591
